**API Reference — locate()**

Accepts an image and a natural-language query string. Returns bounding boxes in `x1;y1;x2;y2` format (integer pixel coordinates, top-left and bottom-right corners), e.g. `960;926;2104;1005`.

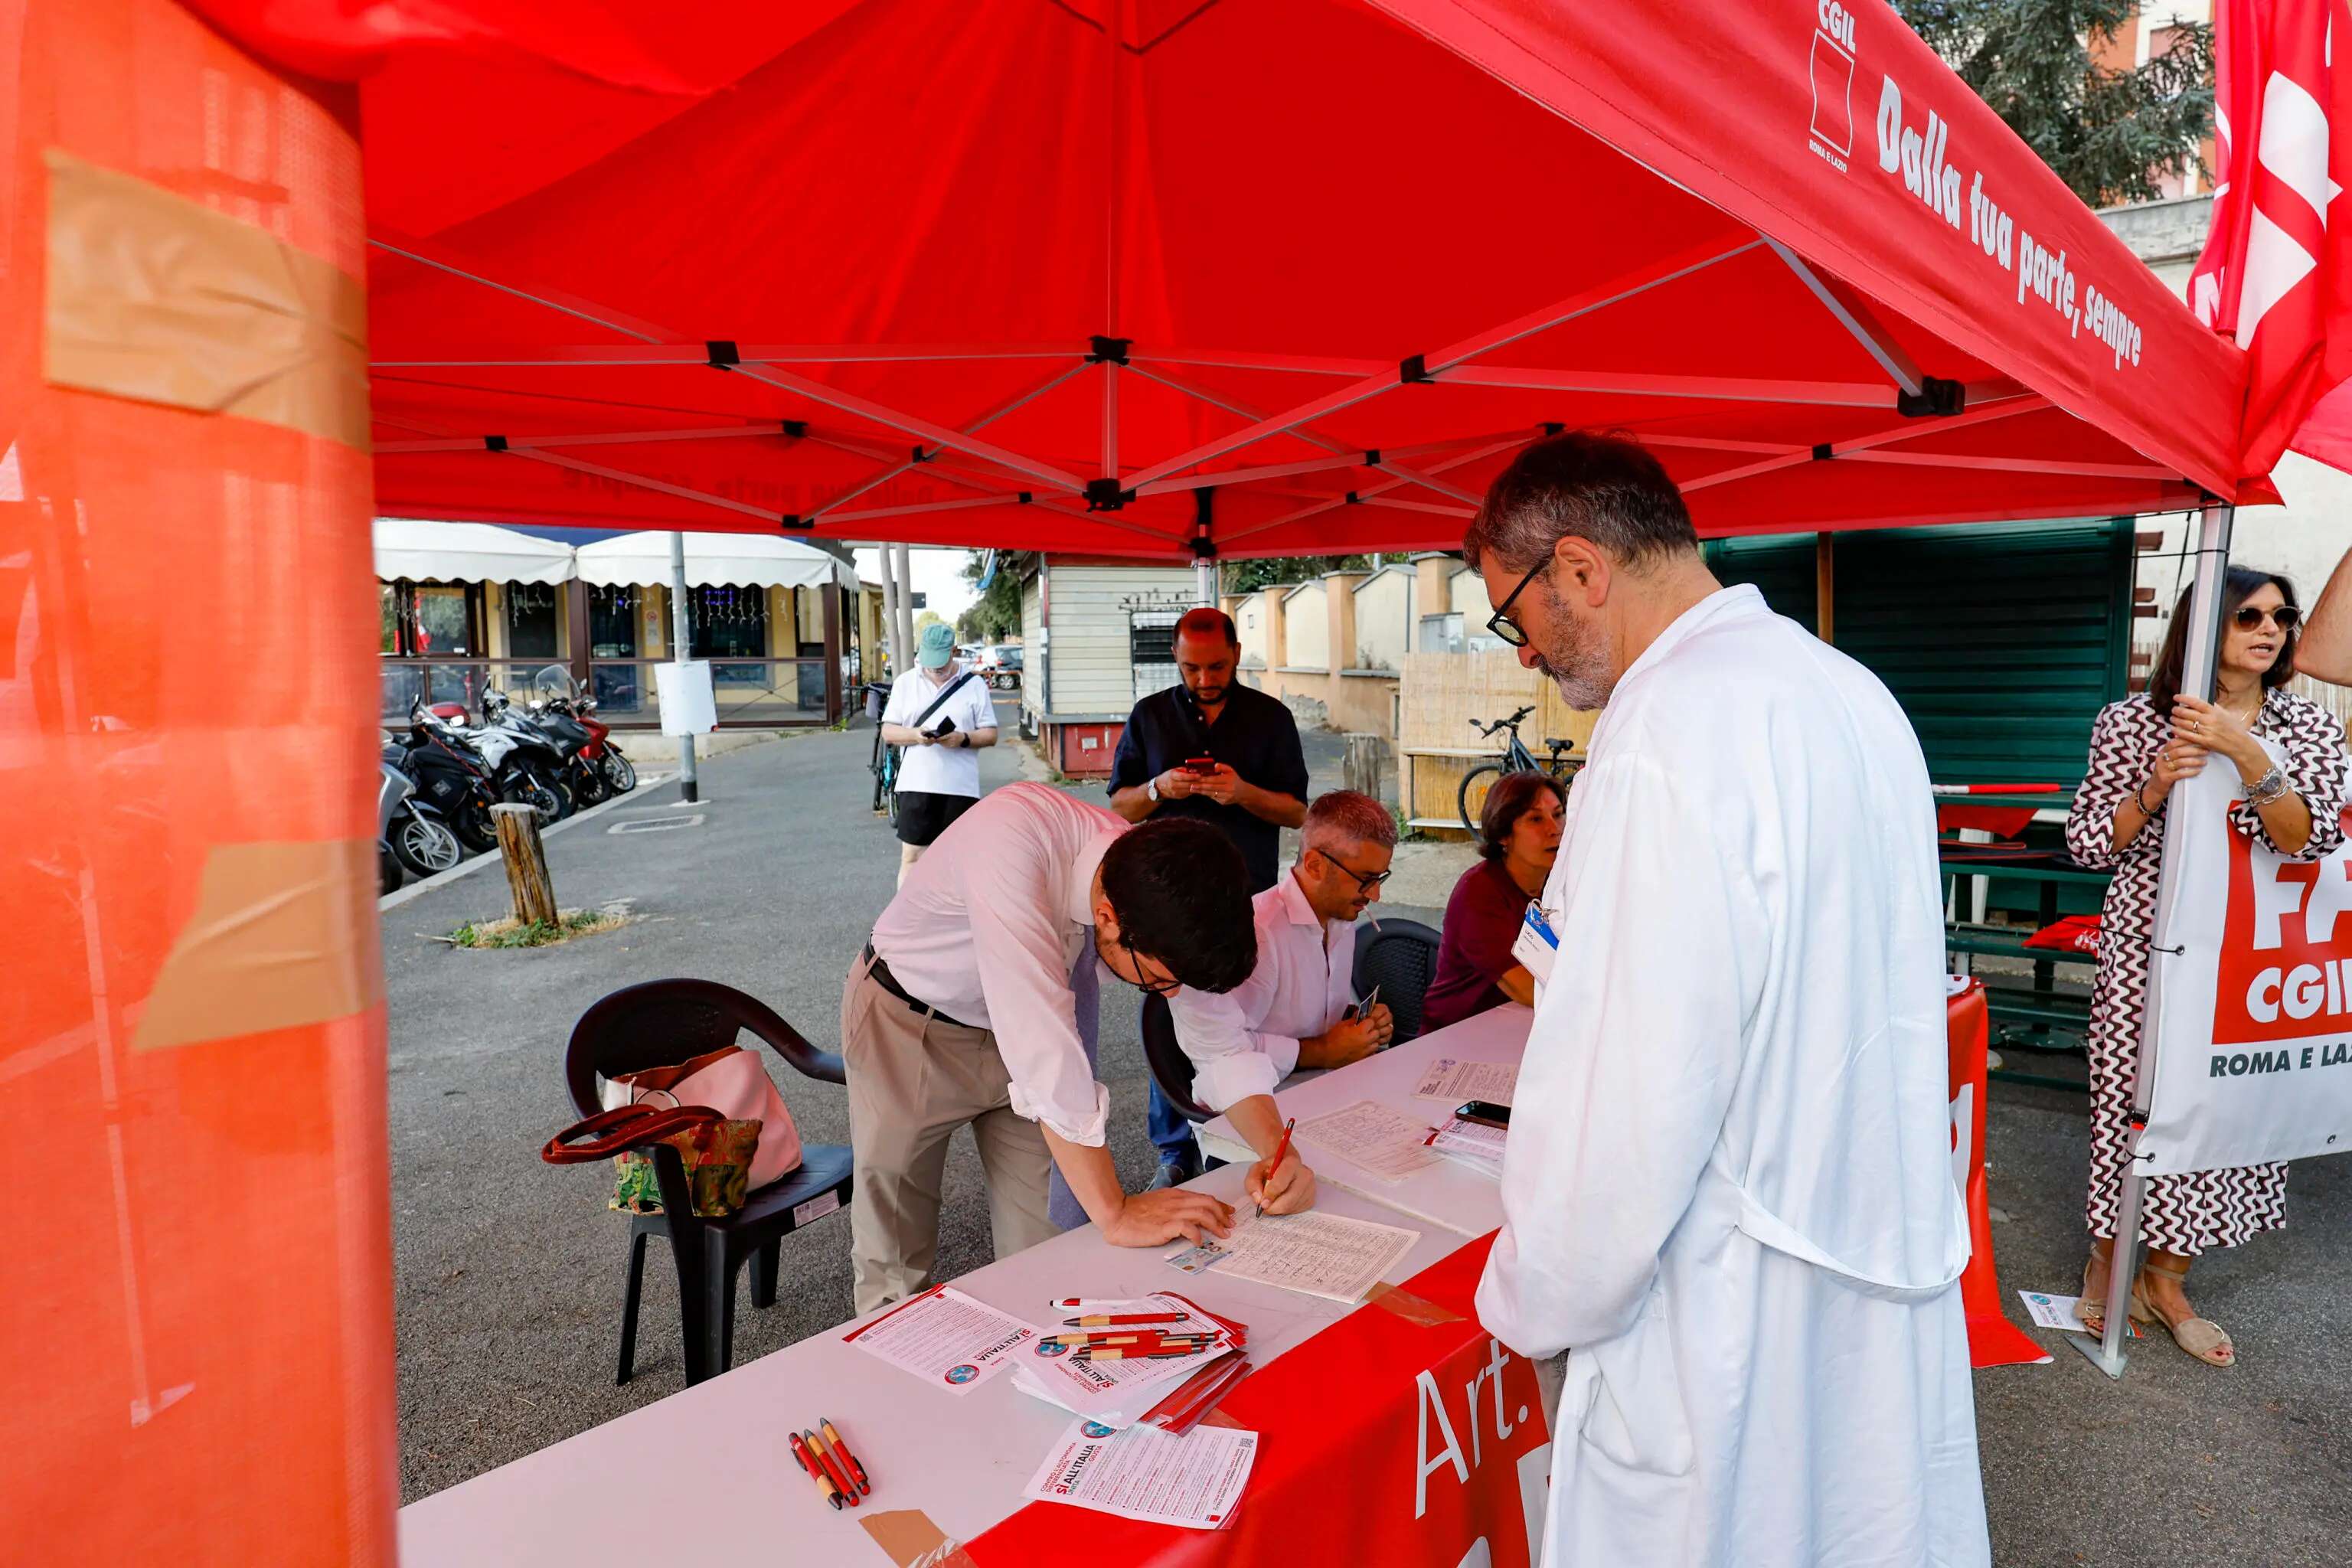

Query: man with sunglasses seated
1168;792;1400;1114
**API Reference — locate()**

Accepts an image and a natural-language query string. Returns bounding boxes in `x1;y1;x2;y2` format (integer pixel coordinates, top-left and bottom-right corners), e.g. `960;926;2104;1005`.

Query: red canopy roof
200;0;2258;559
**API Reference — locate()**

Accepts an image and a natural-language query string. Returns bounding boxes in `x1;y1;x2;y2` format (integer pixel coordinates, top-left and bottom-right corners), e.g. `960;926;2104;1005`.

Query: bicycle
869;720;901;825
1456;704;1583;837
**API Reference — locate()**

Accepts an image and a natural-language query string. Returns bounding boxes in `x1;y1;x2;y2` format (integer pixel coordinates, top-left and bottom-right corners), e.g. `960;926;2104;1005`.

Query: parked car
980;645;1023;691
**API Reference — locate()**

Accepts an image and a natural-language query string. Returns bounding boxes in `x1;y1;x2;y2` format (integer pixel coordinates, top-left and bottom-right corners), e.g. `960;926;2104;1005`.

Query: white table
398;1161;1469;1565
1197;1003;1532;1236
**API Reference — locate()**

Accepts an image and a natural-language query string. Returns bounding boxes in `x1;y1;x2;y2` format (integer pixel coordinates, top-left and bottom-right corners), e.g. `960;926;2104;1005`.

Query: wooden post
1815;532;1835;644
491;802;558;926
1341;731;1385;802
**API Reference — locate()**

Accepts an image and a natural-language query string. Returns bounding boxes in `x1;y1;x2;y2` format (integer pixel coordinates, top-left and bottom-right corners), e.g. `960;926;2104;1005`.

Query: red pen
1063;1312;1187;1328
820;1416;871;1496
805;1429;861;1508
789;1432;844;1511
1256;1116;1298;1217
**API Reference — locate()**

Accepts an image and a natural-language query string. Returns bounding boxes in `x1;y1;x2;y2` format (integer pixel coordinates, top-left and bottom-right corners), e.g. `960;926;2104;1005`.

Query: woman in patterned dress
2063;568;2345;1366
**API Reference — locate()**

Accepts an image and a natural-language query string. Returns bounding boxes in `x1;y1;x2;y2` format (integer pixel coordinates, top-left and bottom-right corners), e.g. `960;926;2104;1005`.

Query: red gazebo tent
214;0;2259;558
7;2;2278;1563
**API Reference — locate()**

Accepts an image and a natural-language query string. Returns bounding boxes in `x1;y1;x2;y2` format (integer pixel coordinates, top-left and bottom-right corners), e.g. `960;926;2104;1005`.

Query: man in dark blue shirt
1109;606;1310;1184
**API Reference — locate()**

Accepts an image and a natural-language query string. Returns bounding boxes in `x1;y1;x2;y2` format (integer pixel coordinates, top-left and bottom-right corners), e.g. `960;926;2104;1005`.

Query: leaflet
840;1284;1037;1395
1426;1116;1506;1178
1294;1099;1440;1182
1023;1415;1259;1530
1166;1205;1419;1305
1011;1292;1240;1423
1410;1057;1519;1106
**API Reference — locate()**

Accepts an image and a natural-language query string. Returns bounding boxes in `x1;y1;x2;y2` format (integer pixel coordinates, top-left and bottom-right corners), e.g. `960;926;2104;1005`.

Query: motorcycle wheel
392;811;465;879
573;763;609;808
454;799;500;853
506;769;569;825
602;750;637;792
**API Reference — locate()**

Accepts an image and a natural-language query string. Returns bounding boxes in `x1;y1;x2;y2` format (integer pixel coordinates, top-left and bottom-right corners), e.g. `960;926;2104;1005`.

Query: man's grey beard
1530;579;1615;710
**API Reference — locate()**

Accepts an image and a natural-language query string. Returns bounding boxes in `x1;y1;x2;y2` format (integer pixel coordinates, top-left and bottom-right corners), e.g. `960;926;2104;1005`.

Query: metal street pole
2073;500;2234;1378
670;529;698;805
894;541;916;659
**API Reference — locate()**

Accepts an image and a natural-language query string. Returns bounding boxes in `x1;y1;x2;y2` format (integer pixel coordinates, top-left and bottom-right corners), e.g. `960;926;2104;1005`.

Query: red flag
2190;0;2352;474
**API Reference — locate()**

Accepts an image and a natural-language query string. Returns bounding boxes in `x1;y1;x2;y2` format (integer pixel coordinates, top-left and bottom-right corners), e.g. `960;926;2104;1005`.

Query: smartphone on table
1455;1100;1512;1131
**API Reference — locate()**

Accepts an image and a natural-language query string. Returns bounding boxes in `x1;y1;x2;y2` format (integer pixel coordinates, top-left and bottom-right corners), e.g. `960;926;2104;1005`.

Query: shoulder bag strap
909;669;981;730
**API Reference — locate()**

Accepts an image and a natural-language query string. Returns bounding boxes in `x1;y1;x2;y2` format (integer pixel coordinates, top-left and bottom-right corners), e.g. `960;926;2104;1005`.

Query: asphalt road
382;704;2352;1566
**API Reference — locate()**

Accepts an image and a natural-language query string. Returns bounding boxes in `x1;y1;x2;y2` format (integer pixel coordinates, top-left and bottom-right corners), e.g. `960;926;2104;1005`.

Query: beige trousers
841;954;1057;1313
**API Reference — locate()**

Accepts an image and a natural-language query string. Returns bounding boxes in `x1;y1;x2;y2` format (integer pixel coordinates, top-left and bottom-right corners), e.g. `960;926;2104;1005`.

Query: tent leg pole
671;531;698;805
2070;499;2235;1383
895;542;916;664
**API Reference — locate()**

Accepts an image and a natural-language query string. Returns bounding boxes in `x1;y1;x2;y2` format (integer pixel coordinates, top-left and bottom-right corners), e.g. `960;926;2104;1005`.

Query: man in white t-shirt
880;623;1000;886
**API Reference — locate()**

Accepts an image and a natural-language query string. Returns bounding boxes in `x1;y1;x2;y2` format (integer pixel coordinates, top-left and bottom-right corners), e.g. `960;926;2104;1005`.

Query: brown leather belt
862;942;980;1032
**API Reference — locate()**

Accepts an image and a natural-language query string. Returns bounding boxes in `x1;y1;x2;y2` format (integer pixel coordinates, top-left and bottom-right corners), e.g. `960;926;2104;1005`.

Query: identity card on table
841;1284;1038;1394
1024;1414;1259;1530
1294;1099;1440;1182
1410;1057;1518;1106
1165;1206;1419;1305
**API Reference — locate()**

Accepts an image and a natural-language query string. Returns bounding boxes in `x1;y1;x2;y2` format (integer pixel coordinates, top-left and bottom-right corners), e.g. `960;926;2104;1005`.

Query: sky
851;545;981;621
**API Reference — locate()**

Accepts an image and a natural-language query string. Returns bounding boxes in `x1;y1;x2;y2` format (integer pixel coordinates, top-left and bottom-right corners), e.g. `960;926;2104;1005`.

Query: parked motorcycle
429;696;573;822
380;738;466;880
514;670;605;808
377;760;407;896
530;666;635;799
394;707;505;851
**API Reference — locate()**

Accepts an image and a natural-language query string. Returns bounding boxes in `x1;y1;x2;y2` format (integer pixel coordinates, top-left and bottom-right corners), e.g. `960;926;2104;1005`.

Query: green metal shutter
1706;518;2133;787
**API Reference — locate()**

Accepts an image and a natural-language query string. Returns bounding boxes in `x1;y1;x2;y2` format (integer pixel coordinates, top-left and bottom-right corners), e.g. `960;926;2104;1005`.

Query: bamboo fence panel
1398;652;1597;835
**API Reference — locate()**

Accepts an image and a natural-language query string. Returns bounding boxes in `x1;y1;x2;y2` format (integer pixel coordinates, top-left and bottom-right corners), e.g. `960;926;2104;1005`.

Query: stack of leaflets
1425;1115;1506;1178
1009;1292;1249;1430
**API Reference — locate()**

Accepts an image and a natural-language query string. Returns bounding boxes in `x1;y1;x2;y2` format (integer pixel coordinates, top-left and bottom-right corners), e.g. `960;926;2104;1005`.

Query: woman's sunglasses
2234;605;2301;632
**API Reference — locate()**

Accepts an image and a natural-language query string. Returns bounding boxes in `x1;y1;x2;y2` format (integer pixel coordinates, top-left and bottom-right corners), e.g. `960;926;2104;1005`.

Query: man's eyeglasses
1118;929;1184;997
1314;847;1392;893
2234;604;2301;632
1485;557;1550;649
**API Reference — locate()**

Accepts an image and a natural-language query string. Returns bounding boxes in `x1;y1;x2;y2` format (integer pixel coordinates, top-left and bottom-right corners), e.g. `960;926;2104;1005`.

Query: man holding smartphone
1109;606;1310;1185
880;623;999;887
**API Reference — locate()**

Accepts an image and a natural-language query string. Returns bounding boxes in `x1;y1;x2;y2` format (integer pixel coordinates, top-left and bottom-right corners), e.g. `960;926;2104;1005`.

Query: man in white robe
1465;432;1989;1568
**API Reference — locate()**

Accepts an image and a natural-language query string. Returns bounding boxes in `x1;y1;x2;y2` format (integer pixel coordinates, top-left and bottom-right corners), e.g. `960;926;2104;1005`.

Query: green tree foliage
1893;2;2213;207
1221;553;1419;593
958;550;1034;642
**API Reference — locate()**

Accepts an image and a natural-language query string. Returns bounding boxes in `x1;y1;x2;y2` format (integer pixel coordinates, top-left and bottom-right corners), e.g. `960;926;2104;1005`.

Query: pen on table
805;1428;861;1507
1254;1116;1298;1220
1073;1344;1218;1361
1050;1328;1216;1346
1062;1312;1187;1328
1061;1331;1220;1351
821;1417;871;1495
789;1432;844;1510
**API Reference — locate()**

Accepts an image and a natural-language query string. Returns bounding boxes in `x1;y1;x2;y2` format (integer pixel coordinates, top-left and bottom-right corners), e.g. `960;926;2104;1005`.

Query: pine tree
1893;2;2213;206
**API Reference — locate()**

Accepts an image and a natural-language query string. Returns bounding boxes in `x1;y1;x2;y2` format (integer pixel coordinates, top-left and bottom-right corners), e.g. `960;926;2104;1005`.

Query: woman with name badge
2063;569;2346;1366
1424;772;1567;1031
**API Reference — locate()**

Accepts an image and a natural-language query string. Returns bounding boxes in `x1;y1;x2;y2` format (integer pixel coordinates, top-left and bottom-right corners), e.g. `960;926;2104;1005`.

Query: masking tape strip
132;840;384;1052
860;1509;979;1568
44;149;370;449
1366;1280;1464;1326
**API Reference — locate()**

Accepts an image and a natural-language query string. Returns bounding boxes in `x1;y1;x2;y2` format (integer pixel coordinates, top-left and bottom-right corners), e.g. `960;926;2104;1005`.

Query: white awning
573;531;858;592
374;518;577;585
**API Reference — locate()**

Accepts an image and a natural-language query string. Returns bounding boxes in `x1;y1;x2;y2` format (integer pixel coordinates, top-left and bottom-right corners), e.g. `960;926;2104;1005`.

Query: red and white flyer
1021;1414;1259;1530
840;1284;1037;1395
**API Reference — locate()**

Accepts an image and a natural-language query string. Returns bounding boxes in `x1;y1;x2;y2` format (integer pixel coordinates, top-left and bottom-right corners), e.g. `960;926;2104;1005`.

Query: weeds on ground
443;908;625;949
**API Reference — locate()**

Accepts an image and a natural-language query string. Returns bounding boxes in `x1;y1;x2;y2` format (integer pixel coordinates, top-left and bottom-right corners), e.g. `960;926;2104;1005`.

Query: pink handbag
600;1044;804;1191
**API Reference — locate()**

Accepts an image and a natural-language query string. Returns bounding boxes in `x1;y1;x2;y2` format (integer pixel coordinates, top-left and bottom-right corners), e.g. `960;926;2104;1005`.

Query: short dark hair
1101;818;1256;991
1462;430;1699;573
2147;566;2299;709
1175;606;1239;648
1478;771;1566;862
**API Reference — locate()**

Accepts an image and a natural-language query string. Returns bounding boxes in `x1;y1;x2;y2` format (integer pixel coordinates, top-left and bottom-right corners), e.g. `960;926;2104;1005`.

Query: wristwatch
1147;775;1161;802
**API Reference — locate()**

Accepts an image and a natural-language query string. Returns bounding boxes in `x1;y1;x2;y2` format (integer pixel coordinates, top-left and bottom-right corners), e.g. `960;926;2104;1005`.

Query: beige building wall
1352;566;1413;670
1234;590;1271;668
1281;581;1329;669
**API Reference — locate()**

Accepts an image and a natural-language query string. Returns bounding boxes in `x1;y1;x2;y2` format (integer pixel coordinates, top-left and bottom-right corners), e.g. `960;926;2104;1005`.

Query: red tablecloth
967;1236;1550;1567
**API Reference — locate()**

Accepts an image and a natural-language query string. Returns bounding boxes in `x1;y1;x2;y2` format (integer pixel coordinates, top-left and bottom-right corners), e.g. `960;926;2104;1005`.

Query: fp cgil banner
2140;753;2352;1175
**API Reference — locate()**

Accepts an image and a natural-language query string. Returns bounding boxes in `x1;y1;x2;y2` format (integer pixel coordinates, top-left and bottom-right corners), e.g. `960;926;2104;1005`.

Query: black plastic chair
1354;919;1444;1044
564;978;852;1387
1139;993;1215;1125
